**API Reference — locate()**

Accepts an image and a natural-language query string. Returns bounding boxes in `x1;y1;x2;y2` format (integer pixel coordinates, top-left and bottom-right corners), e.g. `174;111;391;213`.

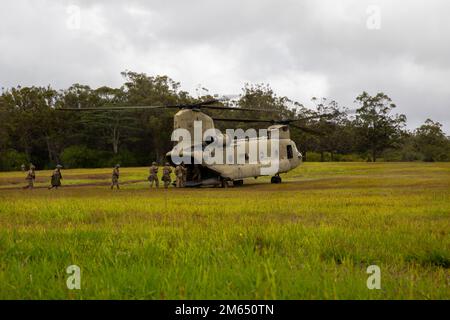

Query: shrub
105;149;138;167
0;149;28;171
60;145;105;168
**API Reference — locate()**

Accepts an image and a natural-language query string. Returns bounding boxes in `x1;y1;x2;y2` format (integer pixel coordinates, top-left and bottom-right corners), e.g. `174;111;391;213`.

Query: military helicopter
60;98;333;187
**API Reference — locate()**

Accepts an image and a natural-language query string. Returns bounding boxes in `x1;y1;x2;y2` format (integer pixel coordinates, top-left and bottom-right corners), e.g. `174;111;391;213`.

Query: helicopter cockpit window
287;145;293;159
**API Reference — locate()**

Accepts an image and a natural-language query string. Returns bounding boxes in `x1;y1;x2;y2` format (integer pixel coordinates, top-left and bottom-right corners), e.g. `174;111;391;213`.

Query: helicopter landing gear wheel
271;175;282;184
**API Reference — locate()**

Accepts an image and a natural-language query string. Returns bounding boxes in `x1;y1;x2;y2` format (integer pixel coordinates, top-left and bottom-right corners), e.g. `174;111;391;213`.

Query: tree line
0;71;449;170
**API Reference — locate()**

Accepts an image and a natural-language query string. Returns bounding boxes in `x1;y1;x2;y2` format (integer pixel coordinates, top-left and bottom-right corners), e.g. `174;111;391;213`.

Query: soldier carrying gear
161;162;172;189
148;161;159;188
175;163;183;188
181;163;187;187
111;164;120;190
49;164;63;189
24;164;36;189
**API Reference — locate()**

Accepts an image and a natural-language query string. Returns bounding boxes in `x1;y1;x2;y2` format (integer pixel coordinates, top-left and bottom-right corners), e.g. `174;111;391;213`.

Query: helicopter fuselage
166;109;303;186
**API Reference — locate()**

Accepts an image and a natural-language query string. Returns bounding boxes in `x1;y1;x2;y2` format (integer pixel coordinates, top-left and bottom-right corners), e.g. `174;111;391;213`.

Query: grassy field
0;162;449;299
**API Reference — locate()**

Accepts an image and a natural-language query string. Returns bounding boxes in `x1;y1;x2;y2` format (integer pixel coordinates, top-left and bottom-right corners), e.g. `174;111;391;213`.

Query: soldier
175;163;183;188
192;164;201;182
49;164;63;189
148;161;159;188
161;162;172;189
20;164;26;172
181;163;187;187
111;164;120;190
24;164;36;189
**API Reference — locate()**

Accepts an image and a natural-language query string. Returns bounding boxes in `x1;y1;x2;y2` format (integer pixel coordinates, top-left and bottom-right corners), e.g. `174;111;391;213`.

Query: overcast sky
1;0;449;132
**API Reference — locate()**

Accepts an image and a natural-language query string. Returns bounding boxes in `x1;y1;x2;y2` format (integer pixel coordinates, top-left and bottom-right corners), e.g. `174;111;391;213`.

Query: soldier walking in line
192;164;201;182
48;164;63;189
161;162;172;189
148;161;159;188
111;164;120;190
175;163;183;188
181;163;187;187
23;164;36;189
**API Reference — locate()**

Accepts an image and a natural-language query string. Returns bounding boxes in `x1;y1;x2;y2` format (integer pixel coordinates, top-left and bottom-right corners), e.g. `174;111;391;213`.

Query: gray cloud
0;0;449;132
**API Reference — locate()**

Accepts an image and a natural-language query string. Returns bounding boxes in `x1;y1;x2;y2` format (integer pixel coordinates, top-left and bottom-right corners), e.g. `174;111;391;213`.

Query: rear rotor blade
296;113;336;121
203;105;279;112
213;117;325;135
295;108;357;121
212;117;274;123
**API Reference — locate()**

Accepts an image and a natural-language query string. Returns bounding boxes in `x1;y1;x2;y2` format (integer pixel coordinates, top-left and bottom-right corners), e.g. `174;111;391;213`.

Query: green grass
0;162;449;299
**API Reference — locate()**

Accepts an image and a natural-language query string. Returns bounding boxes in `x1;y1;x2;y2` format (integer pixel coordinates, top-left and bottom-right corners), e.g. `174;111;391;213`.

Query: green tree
0;85;69;167
354;92;406;162
120;71;192;161
414;119;450;162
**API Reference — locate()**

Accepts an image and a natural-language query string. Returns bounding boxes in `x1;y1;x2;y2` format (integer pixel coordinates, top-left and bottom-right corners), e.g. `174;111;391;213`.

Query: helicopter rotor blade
295;113;337;121
202;105;279;112
57;98;282;114
212;117;274;123
294;108;357;121
57;105;166;111
213;117;325;135
215;94;242;102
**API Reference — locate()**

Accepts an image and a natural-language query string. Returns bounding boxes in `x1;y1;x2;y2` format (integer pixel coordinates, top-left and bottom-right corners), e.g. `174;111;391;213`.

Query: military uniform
111;164;120;189
161;163;172;188
24;165;36;189
181;164;187;187
49;165;63;189
192;164;201;182
175;165;183;188
148;162;159;188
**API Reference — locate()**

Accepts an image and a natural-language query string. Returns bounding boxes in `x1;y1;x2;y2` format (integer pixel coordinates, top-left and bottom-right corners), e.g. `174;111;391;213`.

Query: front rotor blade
165;99;219;108
57;105;166;111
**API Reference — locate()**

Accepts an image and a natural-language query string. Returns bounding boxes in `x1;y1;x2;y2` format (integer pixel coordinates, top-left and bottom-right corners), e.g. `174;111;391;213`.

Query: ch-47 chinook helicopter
61;98;333;187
